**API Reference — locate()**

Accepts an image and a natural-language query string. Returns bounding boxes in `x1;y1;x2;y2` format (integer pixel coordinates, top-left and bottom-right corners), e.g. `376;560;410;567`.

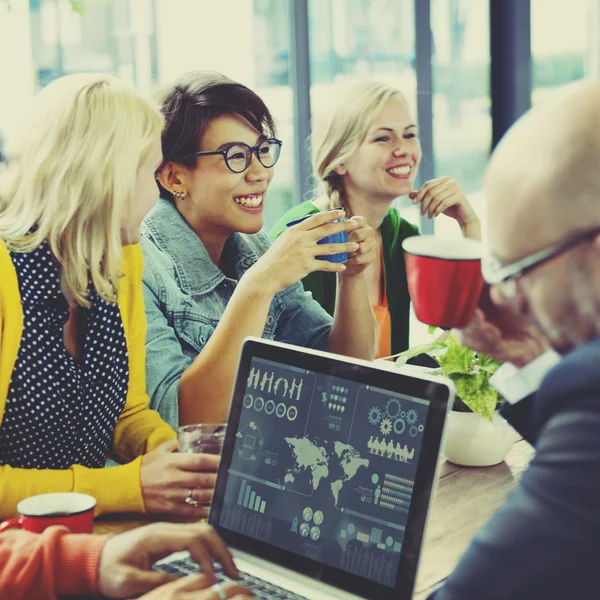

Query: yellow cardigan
0;241;176;518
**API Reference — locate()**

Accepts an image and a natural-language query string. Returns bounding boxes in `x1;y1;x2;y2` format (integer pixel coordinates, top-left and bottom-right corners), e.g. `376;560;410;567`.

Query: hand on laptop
138;575;251;600
98;522;244;599
140;440;219;517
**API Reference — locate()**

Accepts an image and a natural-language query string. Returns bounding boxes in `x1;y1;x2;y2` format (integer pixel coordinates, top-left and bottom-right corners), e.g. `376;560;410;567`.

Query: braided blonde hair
312;80;406;214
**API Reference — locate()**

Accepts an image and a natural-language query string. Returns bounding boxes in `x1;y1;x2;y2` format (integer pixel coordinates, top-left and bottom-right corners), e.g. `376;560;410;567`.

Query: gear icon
368;406;382;426
380;418;393;435
386;398;401;418
409;425;418;438
406;408;418;425
393;418;406;435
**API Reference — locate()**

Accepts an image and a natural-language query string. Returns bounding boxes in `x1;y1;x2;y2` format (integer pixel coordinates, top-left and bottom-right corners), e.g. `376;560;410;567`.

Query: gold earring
173;190;186;200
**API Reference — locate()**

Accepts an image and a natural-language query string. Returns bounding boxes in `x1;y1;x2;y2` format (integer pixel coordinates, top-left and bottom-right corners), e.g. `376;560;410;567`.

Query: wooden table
93;439;535;599
413;439;534;598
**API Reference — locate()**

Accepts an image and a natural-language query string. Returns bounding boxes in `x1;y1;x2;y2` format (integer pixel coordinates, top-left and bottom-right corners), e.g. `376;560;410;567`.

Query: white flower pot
443;410;517;467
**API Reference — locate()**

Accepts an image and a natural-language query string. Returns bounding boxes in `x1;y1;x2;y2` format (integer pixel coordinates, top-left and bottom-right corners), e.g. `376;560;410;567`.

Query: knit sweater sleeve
0;527;108;599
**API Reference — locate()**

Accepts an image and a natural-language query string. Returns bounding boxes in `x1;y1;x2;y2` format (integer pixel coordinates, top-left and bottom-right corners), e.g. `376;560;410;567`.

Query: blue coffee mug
286;211;348;263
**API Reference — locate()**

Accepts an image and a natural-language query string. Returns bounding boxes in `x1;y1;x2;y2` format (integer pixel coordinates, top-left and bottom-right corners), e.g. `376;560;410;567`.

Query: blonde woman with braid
270;80;481;356
0;73;218;520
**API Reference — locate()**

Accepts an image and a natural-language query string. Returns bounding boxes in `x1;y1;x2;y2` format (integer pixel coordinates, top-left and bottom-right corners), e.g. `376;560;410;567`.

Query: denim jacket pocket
172;299;220;354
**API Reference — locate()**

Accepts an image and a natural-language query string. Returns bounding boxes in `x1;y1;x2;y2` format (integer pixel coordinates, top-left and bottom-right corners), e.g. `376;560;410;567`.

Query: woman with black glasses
142;71;377;427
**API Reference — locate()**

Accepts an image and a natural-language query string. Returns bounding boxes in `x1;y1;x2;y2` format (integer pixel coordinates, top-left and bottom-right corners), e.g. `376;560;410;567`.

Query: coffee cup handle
0;518;22;533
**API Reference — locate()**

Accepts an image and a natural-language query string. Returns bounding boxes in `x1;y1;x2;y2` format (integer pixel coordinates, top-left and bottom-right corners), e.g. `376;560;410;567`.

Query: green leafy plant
396;332;503;421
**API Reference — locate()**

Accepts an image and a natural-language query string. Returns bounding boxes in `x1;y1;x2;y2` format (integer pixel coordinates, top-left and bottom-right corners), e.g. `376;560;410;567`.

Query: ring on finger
211;582;227;600
185;488;200;507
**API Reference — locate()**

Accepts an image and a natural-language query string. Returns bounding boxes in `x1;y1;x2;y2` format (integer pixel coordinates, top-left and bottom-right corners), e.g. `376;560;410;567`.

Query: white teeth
387;166;411;175
233;195;263;207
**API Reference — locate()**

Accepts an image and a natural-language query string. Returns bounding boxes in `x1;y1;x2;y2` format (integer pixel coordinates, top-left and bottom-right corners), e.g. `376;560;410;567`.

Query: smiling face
178;113;274;238
340;96;421;204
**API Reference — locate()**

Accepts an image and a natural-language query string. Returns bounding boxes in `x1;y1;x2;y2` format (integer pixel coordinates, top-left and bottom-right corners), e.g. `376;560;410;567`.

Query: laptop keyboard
154;554;308;599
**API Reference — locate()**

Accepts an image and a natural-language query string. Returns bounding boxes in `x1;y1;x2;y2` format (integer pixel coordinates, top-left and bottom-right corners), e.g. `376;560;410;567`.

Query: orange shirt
373;291;392;359
373;238;392;359
0;527;107;599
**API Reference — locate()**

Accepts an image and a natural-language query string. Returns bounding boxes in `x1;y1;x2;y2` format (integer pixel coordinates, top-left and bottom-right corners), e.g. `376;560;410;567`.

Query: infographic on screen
219;358;430;588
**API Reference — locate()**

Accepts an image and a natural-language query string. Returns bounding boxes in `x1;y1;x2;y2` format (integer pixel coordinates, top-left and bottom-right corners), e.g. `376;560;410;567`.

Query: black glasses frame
482;226;600;286
184;138;283;173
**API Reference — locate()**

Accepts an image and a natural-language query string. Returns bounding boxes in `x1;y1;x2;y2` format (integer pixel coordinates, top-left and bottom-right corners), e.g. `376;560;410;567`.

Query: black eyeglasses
184;138;282;173
482;226;600;293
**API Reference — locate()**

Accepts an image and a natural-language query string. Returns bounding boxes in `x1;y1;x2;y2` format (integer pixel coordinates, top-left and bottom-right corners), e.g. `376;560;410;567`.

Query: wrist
460;217;482;240
337;269;364;284
239;267;278;300
458;212;480;227
510;346;549;369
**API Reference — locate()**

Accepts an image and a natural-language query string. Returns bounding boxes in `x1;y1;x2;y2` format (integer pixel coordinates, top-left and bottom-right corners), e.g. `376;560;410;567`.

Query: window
251;0;293;231
431;0;490;239
1;0;293;231
28;0;153;91
0;1;36;137
531;0;593;105
155;0;293;232
308;0;420;228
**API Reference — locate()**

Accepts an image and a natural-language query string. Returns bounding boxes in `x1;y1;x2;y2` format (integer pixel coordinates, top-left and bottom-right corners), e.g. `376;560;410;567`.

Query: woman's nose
245;154;269;181
392;146;408;158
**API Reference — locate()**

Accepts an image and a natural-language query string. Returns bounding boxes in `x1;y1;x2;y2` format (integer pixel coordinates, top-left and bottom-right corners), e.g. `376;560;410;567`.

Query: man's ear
156;161;186;192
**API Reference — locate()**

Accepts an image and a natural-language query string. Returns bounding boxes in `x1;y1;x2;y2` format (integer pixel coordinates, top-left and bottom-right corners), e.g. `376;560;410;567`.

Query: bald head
485;80;600;261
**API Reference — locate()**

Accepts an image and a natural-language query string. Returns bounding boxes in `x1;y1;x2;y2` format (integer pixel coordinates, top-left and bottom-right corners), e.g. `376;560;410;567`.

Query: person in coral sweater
0;522;250;600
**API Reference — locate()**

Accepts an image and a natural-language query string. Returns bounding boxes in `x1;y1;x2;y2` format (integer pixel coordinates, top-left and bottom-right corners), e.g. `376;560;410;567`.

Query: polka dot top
0;242;129;470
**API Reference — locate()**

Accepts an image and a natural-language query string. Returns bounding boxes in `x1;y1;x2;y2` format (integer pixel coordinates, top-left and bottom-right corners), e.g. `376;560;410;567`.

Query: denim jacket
140;198;333;427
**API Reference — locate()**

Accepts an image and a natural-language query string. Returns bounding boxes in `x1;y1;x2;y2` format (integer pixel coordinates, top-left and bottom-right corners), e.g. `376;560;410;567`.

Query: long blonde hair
0;73;164;306
312;80;406;211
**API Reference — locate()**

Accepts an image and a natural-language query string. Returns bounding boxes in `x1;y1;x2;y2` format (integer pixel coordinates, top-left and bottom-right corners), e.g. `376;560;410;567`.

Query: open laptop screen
211;339;451;600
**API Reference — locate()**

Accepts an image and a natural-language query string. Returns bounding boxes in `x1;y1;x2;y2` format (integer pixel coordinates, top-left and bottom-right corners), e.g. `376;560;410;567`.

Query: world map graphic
283;436;370;507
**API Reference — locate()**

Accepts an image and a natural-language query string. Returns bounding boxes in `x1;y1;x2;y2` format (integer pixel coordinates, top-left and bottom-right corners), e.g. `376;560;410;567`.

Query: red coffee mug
403;236;484;329
0;492;96;534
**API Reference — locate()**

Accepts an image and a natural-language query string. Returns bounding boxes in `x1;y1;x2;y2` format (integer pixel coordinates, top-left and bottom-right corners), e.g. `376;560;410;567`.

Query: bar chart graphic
237;479;266;513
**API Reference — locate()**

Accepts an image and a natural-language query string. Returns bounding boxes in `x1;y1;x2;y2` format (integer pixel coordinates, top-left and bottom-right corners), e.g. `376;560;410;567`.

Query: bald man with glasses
428;81;600;599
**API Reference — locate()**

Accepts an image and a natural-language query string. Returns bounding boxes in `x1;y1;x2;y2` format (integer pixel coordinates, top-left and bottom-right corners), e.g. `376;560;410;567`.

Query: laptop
155;337;454;599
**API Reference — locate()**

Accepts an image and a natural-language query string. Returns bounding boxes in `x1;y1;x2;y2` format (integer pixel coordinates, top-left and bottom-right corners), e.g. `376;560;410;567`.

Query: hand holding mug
341;216;378;277
247;210;359;295
140;440;219;517
97;522;246;599
453;285;550;368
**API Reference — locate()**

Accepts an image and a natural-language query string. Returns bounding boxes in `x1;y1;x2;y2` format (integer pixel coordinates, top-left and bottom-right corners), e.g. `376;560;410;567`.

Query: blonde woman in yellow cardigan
0;74;217;519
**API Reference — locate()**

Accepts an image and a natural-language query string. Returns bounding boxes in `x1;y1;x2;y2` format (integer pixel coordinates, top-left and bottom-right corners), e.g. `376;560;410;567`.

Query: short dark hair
155;71;276;201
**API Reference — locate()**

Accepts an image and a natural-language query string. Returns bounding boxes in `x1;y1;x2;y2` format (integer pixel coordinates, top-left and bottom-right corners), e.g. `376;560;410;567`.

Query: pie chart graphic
302;507;314;522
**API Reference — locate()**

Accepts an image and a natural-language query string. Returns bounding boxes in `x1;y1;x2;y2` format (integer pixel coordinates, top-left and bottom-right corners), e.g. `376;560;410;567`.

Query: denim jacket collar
142;198;261;294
